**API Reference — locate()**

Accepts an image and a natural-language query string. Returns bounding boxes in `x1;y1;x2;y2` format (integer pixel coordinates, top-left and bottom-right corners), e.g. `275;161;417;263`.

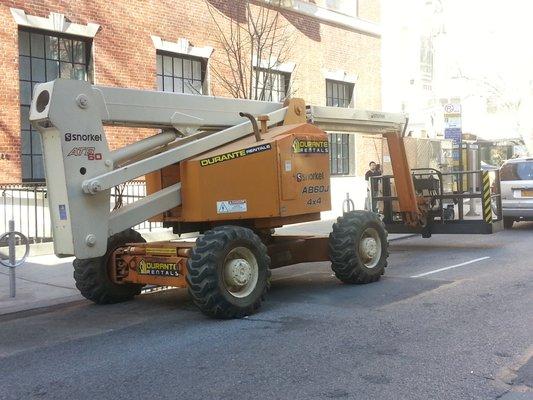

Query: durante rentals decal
137;259;179;277
200;143;272;166
292;138;329;154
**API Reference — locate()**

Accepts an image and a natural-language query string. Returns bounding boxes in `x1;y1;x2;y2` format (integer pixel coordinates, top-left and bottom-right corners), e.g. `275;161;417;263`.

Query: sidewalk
0;254;80;315
0;221;416;316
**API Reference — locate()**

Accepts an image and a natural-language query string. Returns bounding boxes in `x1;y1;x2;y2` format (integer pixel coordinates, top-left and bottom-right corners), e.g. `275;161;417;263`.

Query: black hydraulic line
239;112;261;142
401;116;409;137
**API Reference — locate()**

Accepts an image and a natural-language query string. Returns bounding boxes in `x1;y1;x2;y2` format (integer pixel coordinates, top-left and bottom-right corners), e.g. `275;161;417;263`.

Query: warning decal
216;200;247;214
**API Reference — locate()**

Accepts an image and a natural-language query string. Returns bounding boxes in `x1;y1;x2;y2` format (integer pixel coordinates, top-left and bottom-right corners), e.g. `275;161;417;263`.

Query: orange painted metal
148;126;330;229
109;234;331;288
383;131;423;225
267;235;330;269
282;98;307;125
111;241;194;288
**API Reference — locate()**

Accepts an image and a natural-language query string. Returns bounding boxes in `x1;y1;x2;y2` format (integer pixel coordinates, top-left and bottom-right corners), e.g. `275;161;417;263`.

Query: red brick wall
0;0;381;182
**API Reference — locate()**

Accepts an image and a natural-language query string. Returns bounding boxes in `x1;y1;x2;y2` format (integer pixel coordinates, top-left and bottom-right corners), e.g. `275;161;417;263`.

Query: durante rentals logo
292;138;329;154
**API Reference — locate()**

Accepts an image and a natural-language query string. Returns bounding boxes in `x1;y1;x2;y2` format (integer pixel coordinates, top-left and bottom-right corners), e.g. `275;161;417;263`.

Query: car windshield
500;161;533;181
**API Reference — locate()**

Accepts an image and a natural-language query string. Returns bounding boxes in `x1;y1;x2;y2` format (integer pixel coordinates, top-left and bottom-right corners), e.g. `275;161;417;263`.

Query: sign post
443;103;462;165
443;103;464;218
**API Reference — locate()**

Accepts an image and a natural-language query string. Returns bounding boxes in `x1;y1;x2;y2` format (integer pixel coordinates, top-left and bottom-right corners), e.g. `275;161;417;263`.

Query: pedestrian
365;161;381;211
365;161;381;182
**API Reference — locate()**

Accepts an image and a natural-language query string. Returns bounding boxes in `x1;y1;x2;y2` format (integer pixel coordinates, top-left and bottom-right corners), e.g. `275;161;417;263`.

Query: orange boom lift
29;79;501;318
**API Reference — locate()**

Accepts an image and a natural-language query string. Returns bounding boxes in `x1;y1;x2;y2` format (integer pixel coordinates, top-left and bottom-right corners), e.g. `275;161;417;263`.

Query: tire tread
186;226;271;319
73;229;145;304
329;211;388;284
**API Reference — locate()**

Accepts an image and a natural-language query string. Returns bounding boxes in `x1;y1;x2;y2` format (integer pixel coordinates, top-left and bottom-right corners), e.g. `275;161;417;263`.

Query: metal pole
8;220;15;298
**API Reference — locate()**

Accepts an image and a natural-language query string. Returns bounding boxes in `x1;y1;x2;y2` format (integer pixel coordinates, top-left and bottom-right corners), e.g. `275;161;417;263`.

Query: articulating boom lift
29;79;501;318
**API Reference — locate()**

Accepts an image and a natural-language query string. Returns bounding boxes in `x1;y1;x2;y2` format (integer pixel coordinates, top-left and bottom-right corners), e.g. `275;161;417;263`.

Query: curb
389;234;418;242
0;294;86;318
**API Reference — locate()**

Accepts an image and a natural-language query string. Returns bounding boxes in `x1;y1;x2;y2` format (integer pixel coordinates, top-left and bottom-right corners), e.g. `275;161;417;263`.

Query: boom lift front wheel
186;226;271;319
73;229;146;304
329;211;388;284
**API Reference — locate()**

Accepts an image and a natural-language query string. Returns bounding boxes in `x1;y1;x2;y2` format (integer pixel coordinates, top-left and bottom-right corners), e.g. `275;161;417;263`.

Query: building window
326;79;353;175
18;29;91;181
420;36;434;82
326;79;353;108
253;68;290;102
329;133;350;175
156;52;205;94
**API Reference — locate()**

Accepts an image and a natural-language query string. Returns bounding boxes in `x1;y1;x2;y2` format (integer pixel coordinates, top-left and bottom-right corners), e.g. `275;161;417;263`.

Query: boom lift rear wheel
329;211;388;284
186;226;271;318
73;229;145;304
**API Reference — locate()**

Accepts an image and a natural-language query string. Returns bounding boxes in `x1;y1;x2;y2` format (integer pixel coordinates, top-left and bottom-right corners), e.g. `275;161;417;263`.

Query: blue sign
452;148;461;161
58;204;67;220
444;127;462;145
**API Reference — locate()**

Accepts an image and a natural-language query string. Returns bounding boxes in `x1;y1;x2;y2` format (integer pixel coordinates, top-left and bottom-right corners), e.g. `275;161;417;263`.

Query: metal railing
370;169;503;223
0;180;162;245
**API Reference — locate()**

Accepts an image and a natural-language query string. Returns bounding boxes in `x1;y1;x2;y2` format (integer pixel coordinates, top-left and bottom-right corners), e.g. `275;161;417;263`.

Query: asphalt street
0;223;532;400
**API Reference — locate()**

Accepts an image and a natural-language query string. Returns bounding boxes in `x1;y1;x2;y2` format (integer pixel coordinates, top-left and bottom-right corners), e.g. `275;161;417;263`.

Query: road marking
410;256;490;278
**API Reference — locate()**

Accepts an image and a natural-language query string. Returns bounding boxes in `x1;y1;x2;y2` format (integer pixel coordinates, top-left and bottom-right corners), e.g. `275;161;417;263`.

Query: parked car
500;157;533;228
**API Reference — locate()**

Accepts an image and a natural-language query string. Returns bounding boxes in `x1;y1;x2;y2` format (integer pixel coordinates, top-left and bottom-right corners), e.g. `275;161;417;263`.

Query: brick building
0;0;383;212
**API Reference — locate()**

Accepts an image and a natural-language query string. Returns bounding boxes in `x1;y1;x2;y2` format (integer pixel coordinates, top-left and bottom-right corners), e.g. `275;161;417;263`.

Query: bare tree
206;1;296;101
452;69;533;155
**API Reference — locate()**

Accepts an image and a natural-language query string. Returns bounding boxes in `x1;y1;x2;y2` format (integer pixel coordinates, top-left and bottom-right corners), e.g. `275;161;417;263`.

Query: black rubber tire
329;210;388;284
73;229;145;304
503;217;514;229
186;226;271;319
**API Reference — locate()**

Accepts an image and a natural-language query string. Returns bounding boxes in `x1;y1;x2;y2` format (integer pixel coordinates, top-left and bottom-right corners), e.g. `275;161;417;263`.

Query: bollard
0;220;29;298
342;192;355;214
8;220;15;297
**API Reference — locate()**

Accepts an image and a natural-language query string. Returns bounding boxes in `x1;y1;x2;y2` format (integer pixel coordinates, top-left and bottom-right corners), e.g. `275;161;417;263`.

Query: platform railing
370;169;503;224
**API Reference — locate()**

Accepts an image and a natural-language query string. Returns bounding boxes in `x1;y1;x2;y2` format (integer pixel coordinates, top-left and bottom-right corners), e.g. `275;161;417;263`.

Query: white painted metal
223;246;259;298
110;130;177;165
307;106;406;134
108;182;181;237
358;227;381;268
93;85;283;131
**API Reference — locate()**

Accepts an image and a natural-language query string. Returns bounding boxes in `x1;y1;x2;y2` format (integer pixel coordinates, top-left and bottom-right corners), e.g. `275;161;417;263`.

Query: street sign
444;103;461;115
444;116;462;129
443;102;462;164
444;127;462;145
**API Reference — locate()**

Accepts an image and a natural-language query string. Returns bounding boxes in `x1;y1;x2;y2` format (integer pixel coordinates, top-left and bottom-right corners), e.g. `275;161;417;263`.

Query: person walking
365;161;381;211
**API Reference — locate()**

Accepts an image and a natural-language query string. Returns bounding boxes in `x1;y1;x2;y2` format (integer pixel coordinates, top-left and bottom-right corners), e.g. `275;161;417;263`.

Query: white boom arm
29;79;287;258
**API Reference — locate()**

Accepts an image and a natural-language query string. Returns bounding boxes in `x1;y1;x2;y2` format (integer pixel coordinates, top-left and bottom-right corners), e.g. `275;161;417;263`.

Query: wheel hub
360;237;378;259
225;258;253;287
357;227;382;268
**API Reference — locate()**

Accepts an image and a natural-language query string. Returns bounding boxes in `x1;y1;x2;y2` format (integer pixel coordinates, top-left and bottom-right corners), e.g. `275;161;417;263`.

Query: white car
500;157;533;228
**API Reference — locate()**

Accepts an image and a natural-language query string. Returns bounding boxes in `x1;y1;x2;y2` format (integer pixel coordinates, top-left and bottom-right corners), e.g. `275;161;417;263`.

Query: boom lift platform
370;132;503;237
29;79;501;318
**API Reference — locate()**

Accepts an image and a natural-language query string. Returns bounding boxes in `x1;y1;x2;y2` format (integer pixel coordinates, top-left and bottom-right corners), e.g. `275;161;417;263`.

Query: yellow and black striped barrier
481;171;492;223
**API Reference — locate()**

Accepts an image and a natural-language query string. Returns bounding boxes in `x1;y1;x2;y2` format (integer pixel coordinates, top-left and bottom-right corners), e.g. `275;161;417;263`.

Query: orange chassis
110;235;330;288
